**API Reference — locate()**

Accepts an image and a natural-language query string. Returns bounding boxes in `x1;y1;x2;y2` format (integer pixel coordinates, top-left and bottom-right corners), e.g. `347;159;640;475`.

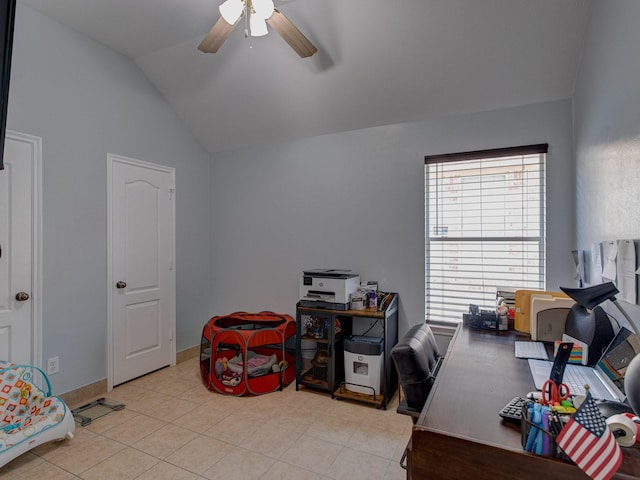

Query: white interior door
108;154;175;387
0;131;41;365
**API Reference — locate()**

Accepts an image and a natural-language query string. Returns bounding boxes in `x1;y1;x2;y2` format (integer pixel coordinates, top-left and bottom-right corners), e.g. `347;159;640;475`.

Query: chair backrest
391;323;442;419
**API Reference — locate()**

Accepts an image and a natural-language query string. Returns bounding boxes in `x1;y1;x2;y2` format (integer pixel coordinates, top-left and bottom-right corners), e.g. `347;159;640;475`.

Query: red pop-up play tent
200;311;296;396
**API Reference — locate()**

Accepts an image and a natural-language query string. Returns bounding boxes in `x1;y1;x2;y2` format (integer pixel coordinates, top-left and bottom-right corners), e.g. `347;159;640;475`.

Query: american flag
556;391;622;480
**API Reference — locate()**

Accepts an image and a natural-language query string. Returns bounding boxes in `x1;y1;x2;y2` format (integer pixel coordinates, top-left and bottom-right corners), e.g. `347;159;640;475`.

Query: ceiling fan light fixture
250;15;268;37
252;0;274;19
219;0;244;25
200;1;317;57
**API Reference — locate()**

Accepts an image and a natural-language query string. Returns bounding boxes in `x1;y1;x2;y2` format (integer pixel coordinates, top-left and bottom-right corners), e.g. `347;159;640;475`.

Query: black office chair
391;323;443;469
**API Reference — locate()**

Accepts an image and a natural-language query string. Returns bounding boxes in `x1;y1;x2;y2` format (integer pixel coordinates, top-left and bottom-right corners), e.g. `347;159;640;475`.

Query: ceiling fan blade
198;16;237;53
266;9;317;58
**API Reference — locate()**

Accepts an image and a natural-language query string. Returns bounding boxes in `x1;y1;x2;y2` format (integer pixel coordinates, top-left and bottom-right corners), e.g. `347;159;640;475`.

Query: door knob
15;292;30;301
116;281;127;289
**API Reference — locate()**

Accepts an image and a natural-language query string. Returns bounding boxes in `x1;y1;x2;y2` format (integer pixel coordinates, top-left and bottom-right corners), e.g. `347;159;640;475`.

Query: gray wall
573;0;640;325
210;100;576;336
7;2;590;395
7;4;213;393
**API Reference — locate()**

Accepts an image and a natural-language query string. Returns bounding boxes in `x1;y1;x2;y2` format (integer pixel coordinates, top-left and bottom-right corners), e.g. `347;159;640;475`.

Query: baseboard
59;378;108;410
59;345;200;409
176;344;200;363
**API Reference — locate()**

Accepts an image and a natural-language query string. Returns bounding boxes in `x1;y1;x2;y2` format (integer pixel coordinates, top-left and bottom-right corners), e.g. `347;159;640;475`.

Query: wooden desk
408;325;640;479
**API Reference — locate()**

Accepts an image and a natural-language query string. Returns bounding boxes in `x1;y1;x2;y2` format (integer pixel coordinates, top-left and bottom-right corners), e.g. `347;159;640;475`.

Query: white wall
574;0;640;245
573;0;640;325
7;5;213;393
210;100;576;336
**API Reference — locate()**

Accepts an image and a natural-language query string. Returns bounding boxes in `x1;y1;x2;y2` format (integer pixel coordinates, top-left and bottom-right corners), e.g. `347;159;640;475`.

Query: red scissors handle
541;379;570;406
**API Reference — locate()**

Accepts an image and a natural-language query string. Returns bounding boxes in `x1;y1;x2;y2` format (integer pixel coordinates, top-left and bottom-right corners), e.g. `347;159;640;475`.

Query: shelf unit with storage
295;293;398;409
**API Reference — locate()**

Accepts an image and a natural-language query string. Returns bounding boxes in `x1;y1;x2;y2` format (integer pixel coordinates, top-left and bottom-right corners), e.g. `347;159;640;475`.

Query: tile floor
0;358;411;480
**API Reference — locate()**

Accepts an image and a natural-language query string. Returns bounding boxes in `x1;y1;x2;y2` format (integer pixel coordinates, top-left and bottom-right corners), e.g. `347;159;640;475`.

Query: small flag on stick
556;390;622;480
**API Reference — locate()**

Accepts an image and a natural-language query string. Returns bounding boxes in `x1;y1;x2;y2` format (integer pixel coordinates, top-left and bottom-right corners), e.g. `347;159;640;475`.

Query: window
425;144;547;323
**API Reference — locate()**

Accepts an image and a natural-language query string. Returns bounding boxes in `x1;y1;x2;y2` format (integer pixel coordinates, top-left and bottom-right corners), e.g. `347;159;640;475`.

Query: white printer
299;269;360;310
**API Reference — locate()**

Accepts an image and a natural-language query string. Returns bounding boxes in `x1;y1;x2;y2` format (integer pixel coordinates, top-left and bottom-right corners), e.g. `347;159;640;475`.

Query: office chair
391;323;443;469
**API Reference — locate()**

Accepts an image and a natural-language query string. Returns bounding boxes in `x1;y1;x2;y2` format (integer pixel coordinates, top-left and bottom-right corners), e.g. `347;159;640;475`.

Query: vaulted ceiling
19;0;593;153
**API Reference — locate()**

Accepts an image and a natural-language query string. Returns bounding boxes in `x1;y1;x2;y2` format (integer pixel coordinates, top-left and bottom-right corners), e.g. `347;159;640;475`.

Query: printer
299;269;360;310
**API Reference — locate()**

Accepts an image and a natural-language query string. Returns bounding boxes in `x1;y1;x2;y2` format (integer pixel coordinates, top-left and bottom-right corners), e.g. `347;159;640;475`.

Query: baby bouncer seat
0;362;75;468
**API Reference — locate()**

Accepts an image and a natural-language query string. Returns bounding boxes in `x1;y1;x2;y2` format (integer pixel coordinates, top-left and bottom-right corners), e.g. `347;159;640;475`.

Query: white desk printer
299;269;360;310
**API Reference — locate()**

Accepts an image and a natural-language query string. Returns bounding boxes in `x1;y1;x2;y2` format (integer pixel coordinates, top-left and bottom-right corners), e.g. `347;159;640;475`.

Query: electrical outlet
47;356;59;375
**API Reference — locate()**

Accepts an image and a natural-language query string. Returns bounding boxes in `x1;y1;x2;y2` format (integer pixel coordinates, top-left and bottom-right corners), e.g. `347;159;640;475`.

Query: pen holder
520;400;570;461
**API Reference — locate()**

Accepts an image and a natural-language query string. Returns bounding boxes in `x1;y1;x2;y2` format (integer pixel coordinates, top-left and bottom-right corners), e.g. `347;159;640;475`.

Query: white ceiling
18;0;593;153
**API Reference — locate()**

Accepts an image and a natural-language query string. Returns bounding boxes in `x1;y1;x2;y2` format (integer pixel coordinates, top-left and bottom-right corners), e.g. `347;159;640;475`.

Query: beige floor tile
171;363;202;378
197;385;242;413
0;452;45;480
281;434;342;475
121;392;175;415
171;403;227;433
324;398;371;423
304;414;359;445
197;392;247;413
0;357;409;479
180;377;210;394
265;409;317;434
144;397;200;422
100;413;165;445
362;406;413;435
133;422;199;459
203;412;262;446
201;448;275;480
294;388;336;413
137;377;188;396
79;447;158;480
260;460;321;480
391;429;412;463
346;424;404;460
30;427;93;460
173;379;220;404
127;369;170;390
384;459;408;480
325;448;391;480
135;461;200;480
239;422;301;459
46;434;125;475
84;408;139;434
169;360;202;379
2;459;76;480
165;434;232;474
236;397;284;417
107;384;149;405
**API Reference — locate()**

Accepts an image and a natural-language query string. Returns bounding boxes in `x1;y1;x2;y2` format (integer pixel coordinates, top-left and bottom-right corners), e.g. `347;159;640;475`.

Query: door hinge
169;187;175;200
169;258;174;270
169;328;173;341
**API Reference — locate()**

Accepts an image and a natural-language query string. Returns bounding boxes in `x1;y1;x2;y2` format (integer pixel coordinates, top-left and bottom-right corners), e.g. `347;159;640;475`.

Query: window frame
424;144;548;324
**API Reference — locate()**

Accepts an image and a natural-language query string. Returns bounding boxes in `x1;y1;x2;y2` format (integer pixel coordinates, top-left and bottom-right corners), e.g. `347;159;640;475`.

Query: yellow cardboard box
514;290;570;333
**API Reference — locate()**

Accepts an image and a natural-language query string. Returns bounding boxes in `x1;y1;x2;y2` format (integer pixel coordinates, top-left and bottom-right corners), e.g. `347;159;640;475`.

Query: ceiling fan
198;0;317;58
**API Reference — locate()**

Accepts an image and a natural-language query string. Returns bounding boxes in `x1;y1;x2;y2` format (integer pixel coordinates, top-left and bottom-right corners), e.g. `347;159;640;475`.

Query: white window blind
425;144;547;323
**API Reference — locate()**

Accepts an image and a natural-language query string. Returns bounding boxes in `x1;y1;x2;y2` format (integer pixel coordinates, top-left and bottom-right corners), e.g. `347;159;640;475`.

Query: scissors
541;379;570;406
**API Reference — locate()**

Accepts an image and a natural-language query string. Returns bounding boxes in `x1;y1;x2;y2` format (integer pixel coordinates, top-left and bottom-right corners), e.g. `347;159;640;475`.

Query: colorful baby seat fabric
0;362;74;466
